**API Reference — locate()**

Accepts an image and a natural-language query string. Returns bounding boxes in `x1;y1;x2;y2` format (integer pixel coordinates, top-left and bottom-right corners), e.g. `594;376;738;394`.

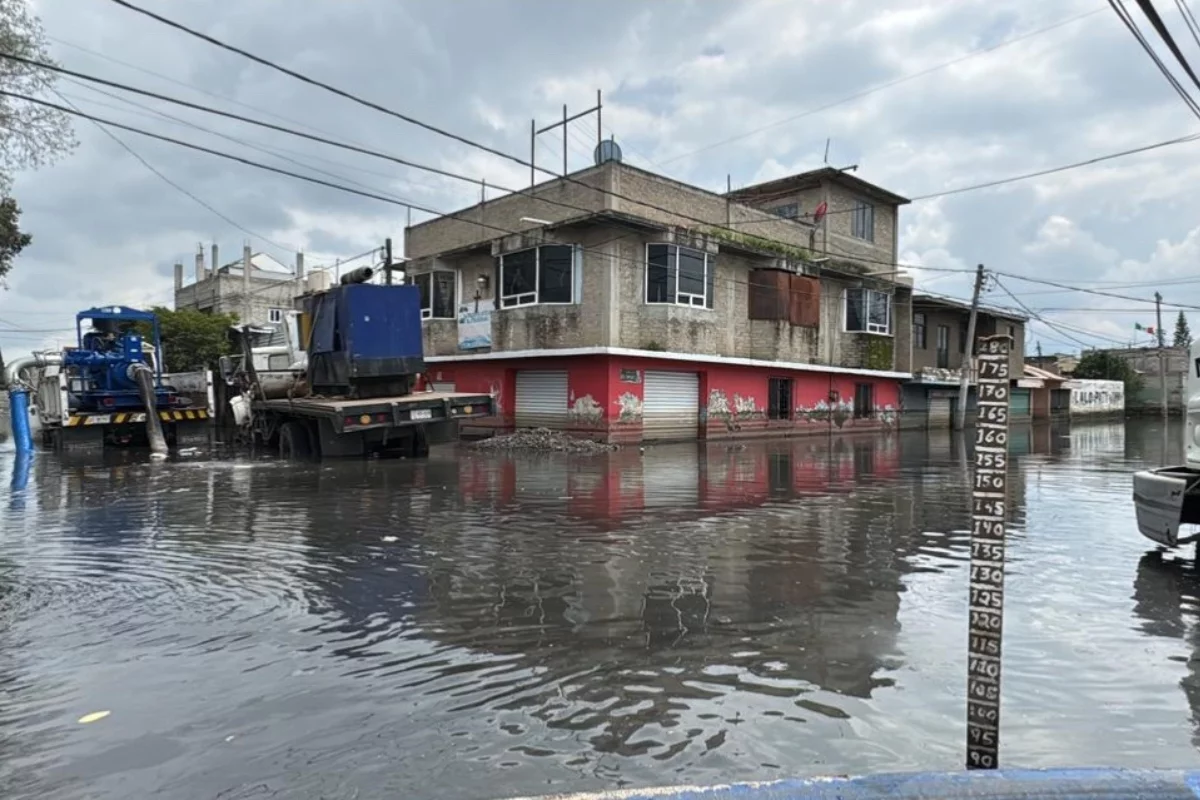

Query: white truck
1132;341;1200;547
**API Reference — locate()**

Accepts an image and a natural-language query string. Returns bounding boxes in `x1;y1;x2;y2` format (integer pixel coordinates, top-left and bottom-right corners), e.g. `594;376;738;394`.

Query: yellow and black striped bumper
65;409;210;427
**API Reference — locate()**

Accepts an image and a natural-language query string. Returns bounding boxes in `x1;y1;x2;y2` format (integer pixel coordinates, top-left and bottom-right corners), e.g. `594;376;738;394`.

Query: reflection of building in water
1132;552;1200;748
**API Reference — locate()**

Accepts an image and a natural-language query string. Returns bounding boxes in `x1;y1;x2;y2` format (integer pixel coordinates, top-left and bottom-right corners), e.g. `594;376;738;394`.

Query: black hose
132;365;168;456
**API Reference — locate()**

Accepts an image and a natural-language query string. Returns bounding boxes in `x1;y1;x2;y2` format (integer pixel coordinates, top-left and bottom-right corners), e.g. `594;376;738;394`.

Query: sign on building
457;300;494;350
1065;379;1124;416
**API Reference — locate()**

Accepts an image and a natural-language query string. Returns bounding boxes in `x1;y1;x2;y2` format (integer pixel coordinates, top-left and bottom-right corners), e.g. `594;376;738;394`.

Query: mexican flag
1135;322;1156;335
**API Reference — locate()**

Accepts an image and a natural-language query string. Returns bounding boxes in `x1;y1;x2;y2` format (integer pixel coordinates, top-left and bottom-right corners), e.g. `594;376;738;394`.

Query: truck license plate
86;415;111;425
411;409;432;421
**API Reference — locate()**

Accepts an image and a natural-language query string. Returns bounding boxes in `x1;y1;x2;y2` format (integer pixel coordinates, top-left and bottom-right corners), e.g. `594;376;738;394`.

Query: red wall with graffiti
423;353;902;442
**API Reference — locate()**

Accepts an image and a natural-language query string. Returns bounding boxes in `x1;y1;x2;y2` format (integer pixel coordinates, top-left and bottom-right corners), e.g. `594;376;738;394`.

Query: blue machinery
5;305;192;456
515;768;1200;799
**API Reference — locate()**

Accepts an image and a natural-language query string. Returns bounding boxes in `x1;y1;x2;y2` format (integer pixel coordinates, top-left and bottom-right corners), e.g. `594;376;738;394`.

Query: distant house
173;245;305;327
903;295;1026;428
1102;346;1187;414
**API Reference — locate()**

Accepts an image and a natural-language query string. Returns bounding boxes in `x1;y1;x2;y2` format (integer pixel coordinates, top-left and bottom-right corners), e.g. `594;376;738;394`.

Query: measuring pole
966;333;1012;770
955;264;986;430
1156;291;1168;419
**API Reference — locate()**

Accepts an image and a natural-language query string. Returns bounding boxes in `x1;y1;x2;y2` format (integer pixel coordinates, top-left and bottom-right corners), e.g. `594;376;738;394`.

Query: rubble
472;427;618;454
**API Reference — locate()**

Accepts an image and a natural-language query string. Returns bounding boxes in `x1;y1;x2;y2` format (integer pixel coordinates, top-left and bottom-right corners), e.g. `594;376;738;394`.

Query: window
769;203;799;219
646;243;714;308
844;288;891;335
267;308;285;324
768;377;792;420
851;201;875;242
936;324;950;369
415;270;457;319
498;244;576;308
853;383;874;419
914;312;926;349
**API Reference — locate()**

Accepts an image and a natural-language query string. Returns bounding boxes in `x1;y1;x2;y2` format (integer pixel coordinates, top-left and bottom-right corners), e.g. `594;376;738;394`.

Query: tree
143;307;239;373
1174;310;1192;349
1073;350;1144;398
0;0;77;279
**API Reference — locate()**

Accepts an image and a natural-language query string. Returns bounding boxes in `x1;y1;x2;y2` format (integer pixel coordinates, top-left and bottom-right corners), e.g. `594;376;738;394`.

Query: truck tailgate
1132;468;1200;547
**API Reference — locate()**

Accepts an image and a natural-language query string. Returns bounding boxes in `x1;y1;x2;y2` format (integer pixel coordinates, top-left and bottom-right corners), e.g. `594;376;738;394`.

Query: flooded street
1;420;1197;799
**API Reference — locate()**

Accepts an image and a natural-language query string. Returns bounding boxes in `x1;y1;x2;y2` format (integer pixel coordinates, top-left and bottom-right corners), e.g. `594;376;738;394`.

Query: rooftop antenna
824;138;831;164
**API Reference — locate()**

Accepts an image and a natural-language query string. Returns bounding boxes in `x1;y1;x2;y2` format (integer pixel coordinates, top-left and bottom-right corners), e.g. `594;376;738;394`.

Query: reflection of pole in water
966;334;1012;770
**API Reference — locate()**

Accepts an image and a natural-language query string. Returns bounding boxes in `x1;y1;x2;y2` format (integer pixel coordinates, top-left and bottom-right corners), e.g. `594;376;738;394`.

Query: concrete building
902;295;1026;428
1106;346;1187;414
173;244;306;327
405;158;913;443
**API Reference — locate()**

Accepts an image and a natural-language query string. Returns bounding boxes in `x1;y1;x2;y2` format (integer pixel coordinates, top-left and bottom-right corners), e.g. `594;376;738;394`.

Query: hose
131;364;168;457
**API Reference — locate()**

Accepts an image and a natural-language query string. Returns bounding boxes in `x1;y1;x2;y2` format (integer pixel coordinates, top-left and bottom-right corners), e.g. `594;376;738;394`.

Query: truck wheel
410;426;430;458
279;421;314;460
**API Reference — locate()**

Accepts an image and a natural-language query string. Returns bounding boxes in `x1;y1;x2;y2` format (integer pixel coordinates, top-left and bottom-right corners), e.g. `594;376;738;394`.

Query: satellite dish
594;138;623;165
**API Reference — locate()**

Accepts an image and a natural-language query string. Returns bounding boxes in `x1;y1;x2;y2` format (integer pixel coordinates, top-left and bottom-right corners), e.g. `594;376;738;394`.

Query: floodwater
0;420;1195;798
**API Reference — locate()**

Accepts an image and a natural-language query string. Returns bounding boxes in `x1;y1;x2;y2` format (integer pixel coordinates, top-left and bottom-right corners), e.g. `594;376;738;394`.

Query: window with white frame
851;201;875;242
415;270;457;319
498;244;575;308
845;288;891;335
646;243;714;308
268;308;285;324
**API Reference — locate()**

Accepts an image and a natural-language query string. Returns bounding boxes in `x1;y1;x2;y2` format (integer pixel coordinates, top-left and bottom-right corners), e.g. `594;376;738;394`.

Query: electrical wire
96;1;1167;233
1131;0;1200;94
1106;0;1200;119
994;277;1139;346
991;268;1200;310
49;89;293;256
648;8;1106;169
1174;0;1200;49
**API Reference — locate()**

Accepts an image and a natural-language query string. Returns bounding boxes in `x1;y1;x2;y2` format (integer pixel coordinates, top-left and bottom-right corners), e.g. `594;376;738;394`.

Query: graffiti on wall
615;392;642;423
1065;379;1124;415
705;389;764;431
570;394;604;424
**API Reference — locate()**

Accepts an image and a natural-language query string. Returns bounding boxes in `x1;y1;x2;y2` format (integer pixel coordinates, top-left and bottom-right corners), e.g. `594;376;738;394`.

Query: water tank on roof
307;270;331;294
594;138;623;165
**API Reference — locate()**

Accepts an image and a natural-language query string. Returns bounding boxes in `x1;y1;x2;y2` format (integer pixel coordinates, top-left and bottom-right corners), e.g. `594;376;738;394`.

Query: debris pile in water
472;427;618;454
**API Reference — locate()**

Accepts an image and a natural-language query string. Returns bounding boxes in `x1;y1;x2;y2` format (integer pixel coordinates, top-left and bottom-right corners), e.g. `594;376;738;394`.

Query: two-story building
174;244;306;327
405;156;914;443
904;295;1027;428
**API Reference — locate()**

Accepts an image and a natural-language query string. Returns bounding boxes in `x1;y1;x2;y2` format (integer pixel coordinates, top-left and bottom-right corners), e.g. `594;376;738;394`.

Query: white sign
457;300;494;350
1065;379;1124;415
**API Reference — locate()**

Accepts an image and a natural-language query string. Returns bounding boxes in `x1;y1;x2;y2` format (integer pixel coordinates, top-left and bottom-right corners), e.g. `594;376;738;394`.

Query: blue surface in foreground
515;769;1200;799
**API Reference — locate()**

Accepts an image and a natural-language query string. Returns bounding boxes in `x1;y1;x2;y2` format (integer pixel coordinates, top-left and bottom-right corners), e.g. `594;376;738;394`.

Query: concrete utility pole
956;263;986;430
242;244;252;325
1157;291;1168;419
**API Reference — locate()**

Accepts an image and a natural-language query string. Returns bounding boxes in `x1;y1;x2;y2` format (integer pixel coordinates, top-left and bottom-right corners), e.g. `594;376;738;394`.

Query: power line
49;89;292;255
991;268;1200;310
1131;0;1200;94
1106;0;1200;119
1174;0;1200;49
648;8;1106;169
993;277;1127;348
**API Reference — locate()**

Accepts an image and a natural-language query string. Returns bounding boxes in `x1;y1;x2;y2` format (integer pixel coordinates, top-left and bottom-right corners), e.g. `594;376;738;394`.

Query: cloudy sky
3;0;1199;357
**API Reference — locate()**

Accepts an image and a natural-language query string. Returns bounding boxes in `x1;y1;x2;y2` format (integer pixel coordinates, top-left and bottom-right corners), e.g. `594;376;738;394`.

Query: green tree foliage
0;0;77;280
1174;310;1192;348
144;307;238;373
0;196;30;279
1073;350;1144;397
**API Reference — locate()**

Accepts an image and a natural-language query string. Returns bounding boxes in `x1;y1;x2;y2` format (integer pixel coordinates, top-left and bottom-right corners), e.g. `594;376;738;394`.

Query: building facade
1107;346;1187;414
405;160;913;443
902;295;1027;428
173;245;306;327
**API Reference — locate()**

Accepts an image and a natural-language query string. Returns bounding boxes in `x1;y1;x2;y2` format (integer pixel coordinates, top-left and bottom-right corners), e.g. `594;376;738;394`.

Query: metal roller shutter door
1010;388;1032;417
515;370;569;427
928;395;951;428
643;370;699;441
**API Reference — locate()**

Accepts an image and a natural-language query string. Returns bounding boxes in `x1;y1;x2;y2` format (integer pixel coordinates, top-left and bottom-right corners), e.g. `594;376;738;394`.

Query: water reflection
0;420;1192;799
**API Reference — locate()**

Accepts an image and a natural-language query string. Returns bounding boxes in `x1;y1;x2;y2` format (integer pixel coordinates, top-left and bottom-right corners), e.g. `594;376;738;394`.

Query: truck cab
1132;340;1200;547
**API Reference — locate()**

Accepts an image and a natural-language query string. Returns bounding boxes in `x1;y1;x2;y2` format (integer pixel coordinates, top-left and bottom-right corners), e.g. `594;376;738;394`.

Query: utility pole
955;263;986;430
1157;291;1168;419
384;238;393;285
242;244;252;325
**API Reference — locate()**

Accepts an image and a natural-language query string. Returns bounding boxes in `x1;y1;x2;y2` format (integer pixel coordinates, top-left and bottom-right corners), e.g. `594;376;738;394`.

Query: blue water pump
65;306;174;412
